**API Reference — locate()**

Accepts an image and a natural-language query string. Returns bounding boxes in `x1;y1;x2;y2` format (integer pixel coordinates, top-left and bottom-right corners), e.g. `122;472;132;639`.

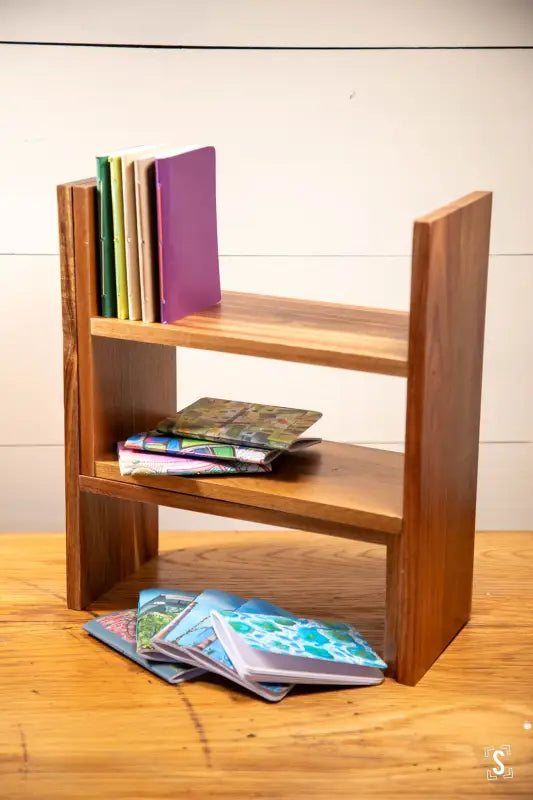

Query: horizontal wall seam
1;41;533;52
2;253;533;259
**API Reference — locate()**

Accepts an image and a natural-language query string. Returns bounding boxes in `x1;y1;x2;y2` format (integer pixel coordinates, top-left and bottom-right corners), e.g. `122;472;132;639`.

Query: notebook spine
156;177;165;323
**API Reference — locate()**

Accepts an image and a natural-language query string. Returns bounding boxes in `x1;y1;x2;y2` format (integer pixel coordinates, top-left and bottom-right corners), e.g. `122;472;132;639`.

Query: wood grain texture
93;441;404;535
80;474;391;546
1;530;532;799
73;181;177;469
91;292;409;376
388;191;492;684
59;180;175;609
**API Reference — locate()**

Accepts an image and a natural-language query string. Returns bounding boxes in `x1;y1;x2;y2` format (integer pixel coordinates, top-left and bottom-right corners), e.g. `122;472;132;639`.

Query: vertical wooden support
58;181;176;609
386;191;492;684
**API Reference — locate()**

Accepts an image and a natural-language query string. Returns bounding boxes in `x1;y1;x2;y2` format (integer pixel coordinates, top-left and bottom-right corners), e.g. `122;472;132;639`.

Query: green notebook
96;156;117;317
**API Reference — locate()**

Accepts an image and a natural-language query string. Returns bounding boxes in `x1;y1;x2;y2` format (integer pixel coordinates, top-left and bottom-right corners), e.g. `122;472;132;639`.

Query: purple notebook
155;146;221;323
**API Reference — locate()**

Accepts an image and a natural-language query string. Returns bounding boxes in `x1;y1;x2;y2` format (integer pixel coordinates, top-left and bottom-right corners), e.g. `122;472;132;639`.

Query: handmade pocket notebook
134;145;202;323
157;398;322;451
121;144;164;320
95;155;117;317
212;611;386;686
136;588;196;661
108;144;160;319
151;590;293;702
117;443;272;476
124;432;321;465
155;146;221;323
83;610;203;684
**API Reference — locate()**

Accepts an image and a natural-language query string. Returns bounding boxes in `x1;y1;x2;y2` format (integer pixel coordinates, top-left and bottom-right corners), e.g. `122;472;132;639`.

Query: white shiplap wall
1;1;532;531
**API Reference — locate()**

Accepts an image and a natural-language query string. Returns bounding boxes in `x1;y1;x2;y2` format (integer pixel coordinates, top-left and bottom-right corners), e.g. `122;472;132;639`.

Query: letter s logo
492;750;506;776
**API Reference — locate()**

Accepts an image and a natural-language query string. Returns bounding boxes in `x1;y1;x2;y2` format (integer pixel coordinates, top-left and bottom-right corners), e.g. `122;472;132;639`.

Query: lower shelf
84;442;404;544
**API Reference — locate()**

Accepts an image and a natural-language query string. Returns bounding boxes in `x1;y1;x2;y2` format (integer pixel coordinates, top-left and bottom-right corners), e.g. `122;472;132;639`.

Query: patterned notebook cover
216;611;387;669
83;609;203;684
151;591;292;702
117;443;272;476
157;397;322;451
136;588;196;660
124;432;295;465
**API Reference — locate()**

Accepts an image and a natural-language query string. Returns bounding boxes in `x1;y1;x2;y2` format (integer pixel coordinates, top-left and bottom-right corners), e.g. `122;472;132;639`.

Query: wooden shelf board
92;441;404;536
91;291;409;376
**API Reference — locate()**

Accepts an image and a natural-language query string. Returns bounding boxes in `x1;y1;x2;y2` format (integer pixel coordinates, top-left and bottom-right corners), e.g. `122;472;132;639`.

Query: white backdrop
1;1;532;530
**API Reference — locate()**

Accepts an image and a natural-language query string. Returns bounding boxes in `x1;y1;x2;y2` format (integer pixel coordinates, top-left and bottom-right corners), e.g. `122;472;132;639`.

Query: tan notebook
122;144;163;320
134;155;160;322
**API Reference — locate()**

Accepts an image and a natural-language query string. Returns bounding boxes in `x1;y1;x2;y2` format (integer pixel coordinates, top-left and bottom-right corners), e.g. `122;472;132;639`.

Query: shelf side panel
387;191;492;684
59;180;175;608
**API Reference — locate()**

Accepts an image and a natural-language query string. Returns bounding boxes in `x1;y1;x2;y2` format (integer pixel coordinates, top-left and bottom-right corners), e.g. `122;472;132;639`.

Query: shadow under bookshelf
57;180;492;686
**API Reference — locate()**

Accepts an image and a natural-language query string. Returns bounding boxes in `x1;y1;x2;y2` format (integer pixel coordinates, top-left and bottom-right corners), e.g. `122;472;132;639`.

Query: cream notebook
121;144;164;320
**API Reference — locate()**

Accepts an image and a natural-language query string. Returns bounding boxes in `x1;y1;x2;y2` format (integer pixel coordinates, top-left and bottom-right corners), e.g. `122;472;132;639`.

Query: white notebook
212;610;386;686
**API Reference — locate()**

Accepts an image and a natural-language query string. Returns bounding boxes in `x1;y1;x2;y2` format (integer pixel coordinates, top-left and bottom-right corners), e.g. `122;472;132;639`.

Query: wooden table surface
1;529;532;799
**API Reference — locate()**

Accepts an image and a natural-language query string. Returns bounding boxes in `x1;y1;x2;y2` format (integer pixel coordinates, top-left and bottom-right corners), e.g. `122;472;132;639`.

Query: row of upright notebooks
97;144;221;324
84;588;387;703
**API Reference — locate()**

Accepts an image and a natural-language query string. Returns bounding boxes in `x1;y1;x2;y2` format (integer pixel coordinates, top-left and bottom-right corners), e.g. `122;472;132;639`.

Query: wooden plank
387;191;492;684
57;181;82;606
1;531;532;799
2;0;532;46
80;474;392;546
58;180;174;608
91;291;409;376
3;48;531;257
93;441;404;534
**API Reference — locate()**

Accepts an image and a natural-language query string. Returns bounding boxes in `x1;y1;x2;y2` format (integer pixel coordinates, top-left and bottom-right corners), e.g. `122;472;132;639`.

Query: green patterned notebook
157;397;322;451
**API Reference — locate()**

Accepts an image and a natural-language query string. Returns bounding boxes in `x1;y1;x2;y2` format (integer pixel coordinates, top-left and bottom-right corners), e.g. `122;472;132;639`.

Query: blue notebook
211;611;386;686
151;590;293;701
83;609;203;684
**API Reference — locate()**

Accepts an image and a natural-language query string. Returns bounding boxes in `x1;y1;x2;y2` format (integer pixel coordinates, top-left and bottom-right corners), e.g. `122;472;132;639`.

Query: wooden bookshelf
58;180;492;686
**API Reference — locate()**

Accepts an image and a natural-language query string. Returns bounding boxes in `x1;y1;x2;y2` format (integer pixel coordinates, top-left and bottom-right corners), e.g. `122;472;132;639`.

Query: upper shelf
91;291;409;376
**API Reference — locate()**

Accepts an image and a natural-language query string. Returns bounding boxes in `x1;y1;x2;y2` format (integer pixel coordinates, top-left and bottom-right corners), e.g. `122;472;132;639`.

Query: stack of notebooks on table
118;396;323;477
96;143;220;323
83;588;387;702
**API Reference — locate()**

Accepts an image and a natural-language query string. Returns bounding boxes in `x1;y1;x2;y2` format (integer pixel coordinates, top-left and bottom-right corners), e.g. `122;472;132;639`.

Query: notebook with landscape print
151;590;293;702
117;443;272;476
123;432;321;466
83;609;204;684
157;398;322;451
212;611;386;686
136;588;196;661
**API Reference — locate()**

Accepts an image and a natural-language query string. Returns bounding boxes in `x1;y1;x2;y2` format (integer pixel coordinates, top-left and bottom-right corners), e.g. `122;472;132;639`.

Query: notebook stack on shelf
83;588;387;702
118;396;323;477
96;144;221;323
